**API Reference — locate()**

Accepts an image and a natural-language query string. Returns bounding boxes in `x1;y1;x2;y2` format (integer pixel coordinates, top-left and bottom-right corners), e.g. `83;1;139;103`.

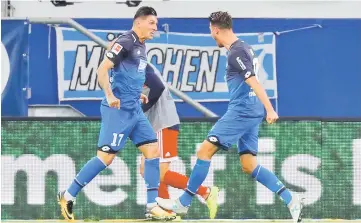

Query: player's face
139;15;158;40
209;23;224;48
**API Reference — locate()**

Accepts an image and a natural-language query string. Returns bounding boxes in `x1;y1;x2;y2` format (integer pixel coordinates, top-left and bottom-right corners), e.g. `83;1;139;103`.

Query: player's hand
266;110;279;124
140;93;148;104
107;94;120;109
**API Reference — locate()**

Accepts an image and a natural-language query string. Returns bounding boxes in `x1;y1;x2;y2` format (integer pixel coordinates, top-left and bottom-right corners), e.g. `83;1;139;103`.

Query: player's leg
140;127;212;200
156;140;218;216
158;140;218;215
57;105;131;221
159;162;171;199
140;155;170;199
139;128;172;200
157;112;239;216
163;168;210;199
130;113;176;220
176;114;242;209
158;126;209;197
158;126;219;219
238;119;293;203
238;118;303;223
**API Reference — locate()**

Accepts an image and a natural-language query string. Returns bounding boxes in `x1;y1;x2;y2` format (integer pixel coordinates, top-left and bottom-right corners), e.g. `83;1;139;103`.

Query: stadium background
1;0;361;221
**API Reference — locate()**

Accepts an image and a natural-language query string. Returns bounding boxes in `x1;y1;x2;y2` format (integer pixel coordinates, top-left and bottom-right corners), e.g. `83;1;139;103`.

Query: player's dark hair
134;6;157;20
208;11;232;29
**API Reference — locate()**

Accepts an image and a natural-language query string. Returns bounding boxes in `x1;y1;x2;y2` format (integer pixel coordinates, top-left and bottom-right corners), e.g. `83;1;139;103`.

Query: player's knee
140;142;160;159
240;156;258;175
196;149;208;160
241;164;254;174
97;151;115;166
196;140;218;160
241;159;257;174
99;156;113;166
147;147;160;159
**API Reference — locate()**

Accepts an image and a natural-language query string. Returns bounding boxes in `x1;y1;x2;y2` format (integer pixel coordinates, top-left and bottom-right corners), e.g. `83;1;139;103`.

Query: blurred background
1;0;361;221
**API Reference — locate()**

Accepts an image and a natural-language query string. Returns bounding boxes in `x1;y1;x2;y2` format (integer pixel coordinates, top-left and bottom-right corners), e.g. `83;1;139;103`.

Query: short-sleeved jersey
101;30;148;110
226;39;264;117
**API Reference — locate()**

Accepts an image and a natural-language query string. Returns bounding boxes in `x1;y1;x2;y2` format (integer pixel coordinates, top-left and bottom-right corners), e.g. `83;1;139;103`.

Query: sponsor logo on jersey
111;43;123;55
138;59;147;72
249;91;256;97
236;56;246;70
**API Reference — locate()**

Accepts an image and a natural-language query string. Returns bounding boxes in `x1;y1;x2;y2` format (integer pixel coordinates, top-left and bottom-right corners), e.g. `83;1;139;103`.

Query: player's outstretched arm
97;58;120;109
245;77;278;124
142;65;165;112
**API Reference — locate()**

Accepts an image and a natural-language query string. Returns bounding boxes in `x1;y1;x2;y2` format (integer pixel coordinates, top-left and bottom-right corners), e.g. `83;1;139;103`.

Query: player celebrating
139;64;219;219
57;6;175;221
156;11;304;223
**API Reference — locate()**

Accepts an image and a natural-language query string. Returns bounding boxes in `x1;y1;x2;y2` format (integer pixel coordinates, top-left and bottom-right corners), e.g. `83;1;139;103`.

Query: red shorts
156;127;179;163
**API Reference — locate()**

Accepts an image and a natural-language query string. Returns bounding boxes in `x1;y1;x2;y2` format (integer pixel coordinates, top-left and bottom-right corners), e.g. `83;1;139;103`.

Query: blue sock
144;158;160;204
179;159;211;207
252;165;292;205
67;156;107;197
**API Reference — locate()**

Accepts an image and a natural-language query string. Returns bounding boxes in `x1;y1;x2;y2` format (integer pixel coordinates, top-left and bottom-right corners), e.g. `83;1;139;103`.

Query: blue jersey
205;40;265;153
97;31;157;153
226;39;264;117
102;30;148;110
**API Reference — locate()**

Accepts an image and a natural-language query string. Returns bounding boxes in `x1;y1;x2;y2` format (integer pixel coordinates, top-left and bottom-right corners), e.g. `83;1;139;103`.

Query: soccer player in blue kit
156;11;304;223
57;6;176;221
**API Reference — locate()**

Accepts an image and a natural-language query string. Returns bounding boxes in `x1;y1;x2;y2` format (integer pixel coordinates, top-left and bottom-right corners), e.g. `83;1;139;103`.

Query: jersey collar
131;30;142;44
229;39;240;51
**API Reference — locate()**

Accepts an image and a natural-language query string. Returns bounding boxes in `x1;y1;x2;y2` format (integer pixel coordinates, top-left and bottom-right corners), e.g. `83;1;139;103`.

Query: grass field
2;220;361;223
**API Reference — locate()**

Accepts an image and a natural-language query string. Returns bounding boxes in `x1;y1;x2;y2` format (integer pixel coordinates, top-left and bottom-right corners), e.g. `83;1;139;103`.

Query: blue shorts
207;111;263;155
97;105;157;153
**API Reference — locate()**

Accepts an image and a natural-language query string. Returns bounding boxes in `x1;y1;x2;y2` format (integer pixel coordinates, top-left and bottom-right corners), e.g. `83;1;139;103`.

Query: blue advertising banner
1;20;29;116
56;27;277;102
